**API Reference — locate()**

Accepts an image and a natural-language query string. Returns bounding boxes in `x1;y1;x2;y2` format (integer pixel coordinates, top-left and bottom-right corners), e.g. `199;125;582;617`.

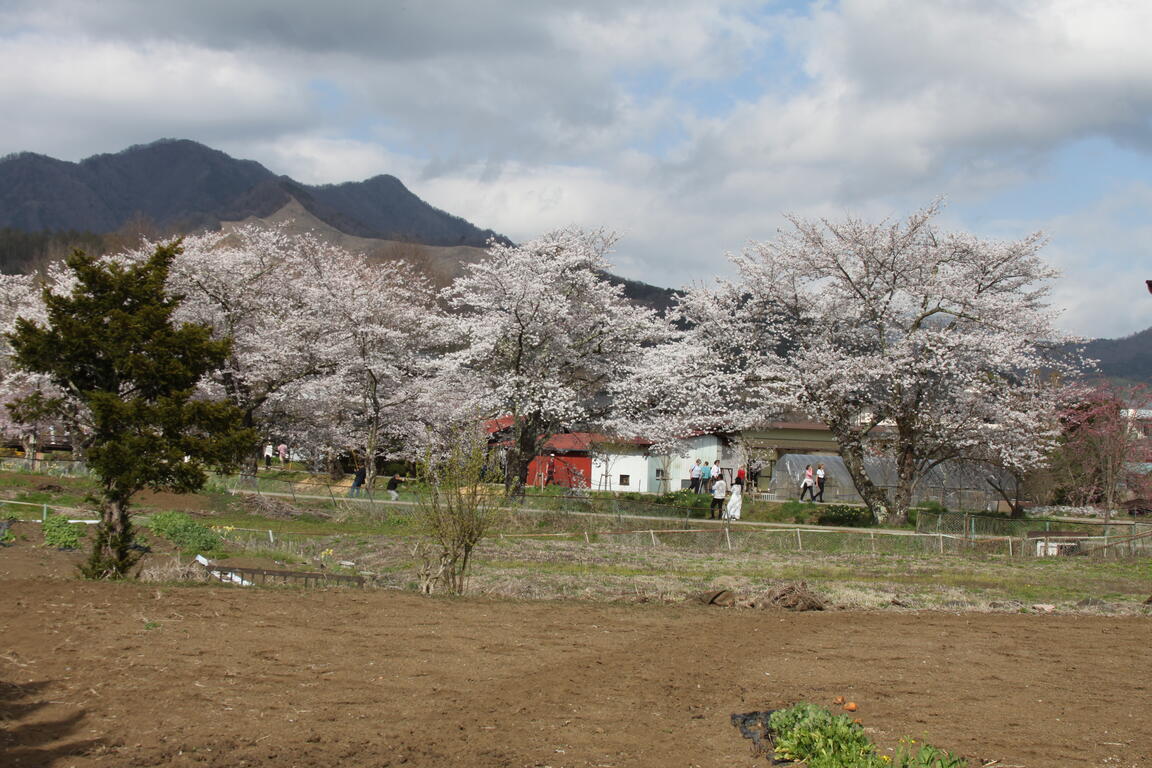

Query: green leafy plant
148;511;221;553
893;739;968;768
42;513;83;549
766;704;968;768
769;704;880;767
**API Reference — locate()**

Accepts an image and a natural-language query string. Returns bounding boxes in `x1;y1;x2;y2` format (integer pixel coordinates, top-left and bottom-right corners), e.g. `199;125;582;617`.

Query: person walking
348;465;366;498
710;473;728;519
813;463;826;502
689;459;702;493
799;464;816;501
725;474;743;520
386;473;402;501
700;460;712;494
263;443;275;470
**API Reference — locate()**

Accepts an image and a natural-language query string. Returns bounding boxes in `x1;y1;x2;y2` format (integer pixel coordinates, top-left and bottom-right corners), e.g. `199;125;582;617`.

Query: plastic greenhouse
767;453;1010;511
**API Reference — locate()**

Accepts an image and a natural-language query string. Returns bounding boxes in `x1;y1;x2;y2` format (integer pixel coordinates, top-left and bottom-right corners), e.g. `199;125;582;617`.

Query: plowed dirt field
2;541;1149;767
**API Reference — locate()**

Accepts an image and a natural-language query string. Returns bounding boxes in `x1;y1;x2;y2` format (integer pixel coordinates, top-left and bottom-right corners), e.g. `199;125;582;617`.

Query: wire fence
3;462;1149;560
0;497;96;523
497;524;1021;557
212;471;721;521
915;511;1152;558
0;456;90;476
203;474;1152;560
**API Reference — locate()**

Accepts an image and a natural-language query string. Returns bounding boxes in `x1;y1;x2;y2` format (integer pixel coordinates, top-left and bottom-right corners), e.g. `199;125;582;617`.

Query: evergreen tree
7;241;253;578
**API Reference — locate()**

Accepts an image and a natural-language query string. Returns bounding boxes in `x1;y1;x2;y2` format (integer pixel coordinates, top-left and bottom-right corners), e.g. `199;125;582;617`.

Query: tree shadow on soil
1;679;103;767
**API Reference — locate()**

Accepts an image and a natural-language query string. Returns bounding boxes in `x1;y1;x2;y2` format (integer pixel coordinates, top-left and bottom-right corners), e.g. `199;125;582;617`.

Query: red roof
542;433;650;452
487;424;651;453
484;415;516;434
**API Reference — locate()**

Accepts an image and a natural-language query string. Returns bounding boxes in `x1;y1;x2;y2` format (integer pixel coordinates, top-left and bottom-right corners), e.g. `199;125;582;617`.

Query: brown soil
2;540;1149;768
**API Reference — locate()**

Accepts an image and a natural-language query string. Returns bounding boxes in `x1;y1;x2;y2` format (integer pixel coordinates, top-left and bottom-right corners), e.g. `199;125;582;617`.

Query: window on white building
619;474;630;486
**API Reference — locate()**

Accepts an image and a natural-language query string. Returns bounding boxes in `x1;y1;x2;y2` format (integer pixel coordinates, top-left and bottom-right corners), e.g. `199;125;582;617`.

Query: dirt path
2;567;1149;768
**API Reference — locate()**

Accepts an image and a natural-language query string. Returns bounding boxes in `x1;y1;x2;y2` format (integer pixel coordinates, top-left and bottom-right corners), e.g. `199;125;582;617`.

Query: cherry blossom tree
654;202;1075;525
1050;382;1152;510
74;226;447;480
0;266;90;461
163;226;344;463
440;228;666;495
281;245;443;487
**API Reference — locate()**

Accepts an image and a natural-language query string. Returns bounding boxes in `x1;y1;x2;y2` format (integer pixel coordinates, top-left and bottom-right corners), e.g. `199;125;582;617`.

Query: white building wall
650;435;723;492
590;435;732;494
591;453;651;492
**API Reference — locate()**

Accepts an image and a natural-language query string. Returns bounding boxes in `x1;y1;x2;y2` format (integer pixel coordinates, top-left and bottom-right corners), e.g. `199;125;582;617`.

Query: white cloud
2;0;1152;336
0;35;313;157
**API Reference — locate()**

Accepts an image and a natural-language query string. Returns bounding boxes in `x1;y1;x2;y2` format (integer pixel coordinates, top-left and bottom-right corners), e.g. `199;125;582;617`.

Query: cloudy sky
2;0;1150;338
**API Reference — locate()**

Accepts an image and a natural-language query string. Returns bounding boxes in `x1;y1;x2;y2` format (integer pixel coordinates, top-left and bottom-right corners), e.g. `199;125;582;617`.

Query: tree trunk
504;424;538;498
81;497;141;580
889;434;918;528
834;427;894;525
221;370;262;476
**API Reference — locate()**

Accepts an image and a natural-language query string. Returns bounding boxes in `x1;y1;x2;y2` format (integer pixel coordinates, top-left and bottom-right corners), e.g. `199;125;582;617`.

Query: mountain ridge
1;139;1147;378
0;138;505;248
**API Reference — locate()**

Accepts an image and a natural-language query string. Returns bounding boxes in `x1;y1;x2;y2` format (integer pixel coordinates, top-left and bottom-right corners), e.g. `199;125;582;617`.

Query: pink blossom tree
1051;382;1152;510
164;226;344;458
0;267;92;460
282;244;444;487
652;202;1074;525
440;228;666;495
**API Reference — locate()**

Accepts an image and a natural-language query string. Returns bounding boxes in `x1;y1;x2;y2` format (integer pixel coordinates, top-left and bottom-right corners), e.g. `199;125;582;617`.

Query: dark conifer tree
7;241;253;578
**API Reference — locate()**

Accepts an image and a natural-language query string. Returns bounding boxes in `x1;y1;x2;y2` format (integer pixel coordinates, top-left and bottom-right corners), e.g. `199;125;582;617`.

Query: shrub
816;504;875;527
765;703;968;768
918;500;948;515
148;511;221;553
42;514;84;549
769;703;879;767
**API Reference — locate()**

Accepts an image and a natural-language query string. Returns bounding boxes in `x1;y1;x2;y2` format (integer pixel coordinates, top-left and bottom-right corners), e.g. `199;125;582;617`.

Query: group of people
798;462;827;502
262;442;289;469
348;468;404;500
687;458;724;494
688;459;746;521
687;457;830;519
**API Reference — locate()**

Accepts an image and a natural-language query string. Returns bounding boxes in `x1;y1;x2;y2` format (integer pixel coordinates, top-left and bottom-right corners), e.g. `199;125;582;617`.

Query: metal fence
916;511;1152;559
498;524;1027;557
214;471;720;521
0;457;89;476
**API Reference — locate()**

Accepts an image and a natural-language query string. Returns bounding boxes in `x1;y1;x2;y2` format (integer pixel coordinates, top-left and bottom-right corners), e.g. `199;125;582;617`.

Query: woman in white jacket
725;476;743;520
